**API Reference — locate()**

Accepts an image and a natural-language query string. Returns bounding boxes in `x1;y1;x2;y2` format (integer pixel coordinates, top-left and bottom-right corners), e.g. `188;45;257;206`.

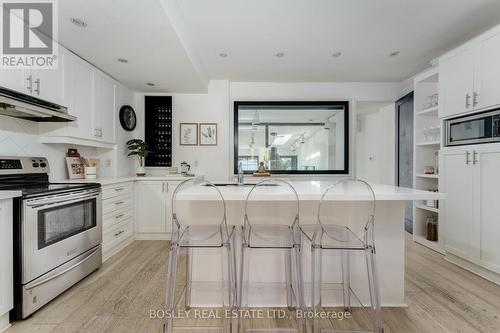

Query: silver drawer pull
114;230;125;237
115;201;124;205
115;188;124;192
115;214;124;219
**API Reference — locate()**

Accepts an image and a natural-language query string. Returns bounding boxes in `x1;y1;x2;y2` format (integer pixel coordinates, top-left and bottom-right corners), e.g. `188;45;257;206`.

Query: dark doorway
396;92;414;234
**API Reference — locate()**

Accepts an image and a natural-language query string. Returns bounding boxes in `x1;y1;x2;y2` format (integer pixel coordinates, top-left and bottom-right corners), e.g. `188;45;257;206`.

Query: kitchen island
175;181;444;308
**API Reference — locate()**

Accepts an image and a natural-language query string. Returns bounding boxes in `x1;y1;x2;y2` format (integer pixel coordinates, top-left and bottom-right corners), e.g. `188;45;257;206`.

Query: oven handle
24;246;101;290
25;191;100;208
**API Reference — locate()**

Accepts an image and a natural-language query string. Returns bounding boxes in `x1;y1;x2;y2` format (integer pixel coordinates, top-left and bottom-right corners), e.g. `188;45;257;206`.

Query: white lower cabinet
135;180;180;239
442;145;500;278
0;199;14;331
101;182;135;262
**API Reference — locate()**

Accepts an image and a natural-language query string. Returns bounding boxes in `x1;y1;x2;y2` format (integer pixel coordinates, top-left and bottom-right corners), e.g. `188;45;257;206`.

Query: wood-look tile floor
6;234;500;333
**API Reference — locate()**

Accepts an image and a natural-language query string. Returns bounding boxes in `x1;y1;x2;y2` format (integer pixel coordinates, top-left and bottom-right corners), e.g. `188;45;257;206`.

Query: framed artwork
180;123;198;145
65;157;85;179
199;123;218;146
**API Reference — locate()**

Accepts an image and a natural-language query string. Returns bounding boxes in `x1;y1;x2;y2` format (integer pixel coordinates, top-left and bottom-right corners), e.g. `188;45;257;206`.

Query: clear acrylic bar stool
239;179;306;333
164;177;237;333
300;179;383;333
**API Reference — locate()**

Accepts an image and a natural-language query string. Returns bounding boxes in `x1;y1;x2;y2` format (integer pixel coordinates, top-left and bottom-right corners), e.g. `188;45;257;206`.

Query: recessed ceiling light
146;82;155;87
332;52;342;58
70;17;87;28
389;51;400;57
275;52;285;58
117;58;128;63
219;53;228;58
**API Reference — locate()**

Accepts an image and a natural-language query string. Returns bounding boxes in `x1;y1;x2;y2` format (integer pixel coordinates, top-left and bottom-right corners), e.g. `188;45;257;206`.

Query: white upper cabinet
28;47;65;106
93;72;116;143
439;42;476;119
40;47;119;147
439;24;500;119
476;26;500;110
67;54;94;139
0;45;65;106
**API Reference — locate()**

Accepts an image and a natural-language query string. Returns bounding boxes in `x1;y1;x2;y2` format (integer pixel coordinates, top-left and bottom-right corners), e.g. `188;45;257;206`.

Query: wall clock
119;105;137;131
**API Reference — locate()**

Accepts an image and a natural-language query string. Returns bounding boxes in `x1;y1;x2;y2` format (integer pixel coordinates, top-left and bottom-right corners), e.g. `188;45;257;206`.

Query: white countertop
0;190;22;200
178;181;445;201
57;174;198;186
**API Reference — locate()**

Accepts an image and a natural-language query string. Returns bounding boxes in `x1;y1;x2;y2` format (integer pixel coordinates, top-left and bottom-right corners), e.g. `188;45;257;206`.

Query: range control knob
32;163;39;168
40;163;47;168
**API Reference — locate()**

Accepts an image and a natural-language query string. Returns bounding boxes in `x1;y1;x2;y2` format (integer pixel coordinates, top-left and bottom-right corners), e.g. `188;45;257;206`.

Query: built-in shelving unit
412;67;444;254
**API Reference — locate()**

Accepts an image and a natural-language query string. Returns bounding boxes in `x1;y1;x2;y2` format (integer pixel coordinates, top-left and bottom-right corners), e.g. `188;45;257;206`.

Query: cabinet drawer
103;218;133;251
103;208;133;229
102;182;133;200
103;194;133;215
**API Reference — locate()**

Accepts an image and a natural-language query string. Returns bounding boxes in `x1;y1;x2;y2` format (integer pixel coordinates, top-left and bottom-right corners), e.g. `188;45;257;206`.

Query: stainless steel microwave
445;109;500;146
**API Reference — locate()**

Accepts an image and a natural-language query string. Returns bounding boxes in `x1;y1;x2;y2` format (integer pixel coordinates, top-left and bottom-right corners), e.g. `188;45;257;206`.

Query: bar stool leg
285;248;294;310
164;243;180;333
224;243;234;333
184;247;192;309
365;247;383;333
310;245;321;333
341;250;351;312
238;244;250;333
294;245;306;333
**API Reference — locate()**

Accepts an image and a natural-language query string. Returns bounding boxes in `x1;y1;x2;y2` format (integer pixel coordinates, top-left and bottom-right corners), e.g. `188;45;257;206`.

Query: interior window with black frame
234;101;349;174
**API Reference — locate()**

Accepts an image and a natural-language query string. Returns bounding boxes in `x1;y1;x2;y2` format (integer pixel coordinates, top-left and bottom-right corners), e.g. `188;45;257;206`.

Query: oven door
446;111;496;146
22;188;102;284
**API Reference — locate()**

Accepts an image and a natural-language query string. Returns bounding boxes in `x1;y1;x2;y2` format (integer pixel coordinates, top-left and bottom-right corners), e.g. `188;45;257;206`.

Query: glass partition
234;101;349;174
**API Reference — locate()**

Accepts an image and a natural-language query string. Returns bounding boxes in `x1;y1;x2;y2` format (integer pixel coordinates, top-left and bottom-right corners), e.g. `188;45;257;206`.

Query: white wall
136;80;229;180
356;103;396;185
0;115;99;180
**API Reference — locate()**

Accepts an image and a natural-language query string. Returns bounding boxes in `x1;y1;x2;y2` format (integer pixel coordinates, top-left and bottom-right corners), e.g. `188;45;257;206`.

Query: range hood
0;86;76;122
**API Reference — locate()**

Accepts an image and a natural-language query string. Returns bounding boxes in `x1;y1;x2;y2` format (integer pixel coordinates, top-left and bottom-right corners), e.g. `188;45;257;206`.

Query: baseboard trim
445;252;500;285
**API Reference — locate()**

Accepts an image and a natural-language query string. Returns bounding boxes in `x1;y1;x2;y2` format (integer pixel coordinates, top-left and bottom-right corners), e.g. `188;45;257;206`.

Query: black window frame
234;101;349;175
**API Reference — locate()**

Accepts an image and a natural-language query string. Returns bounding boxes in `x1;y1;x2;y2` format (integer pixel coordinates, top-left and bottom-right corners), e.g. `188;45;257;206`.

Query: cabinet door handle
114;230;124;237
465;94;470;109
34;78;40;95
115;213;124;219
473;92;479;108
473;150;478;165
115;187;124;192
465;151;471;165
26;75;33;93
465;94;471;109
115;201;124;205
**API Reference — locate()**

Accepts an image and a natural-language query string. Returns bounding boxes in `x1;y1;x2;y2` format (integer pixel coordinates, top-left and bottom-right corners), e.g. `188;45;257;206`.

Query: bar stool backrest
243;179;300;241
315;179;376;247
171;177;229;243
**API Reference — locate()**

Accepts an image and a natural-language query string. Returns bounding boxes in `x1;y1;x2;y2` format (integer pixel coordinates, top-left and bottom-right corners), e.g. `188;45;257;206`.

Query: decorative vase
136;166;146;177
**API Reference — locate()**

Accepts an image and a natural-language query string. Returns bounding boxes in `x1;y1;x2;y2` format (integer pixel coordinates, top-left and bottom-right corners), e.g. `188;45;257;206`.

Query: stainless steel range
0;157;102;319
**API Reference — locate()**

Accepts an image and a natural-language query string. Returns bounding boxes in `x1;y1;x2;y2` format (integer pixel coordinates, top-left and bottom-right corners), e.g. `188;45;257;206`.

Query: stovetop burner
0;156;100;198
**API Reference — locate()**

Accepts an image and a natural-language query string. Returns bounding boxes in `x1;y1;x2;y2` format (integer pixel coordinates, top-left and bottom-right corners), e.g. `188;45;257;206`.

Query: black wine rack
145;96;172;167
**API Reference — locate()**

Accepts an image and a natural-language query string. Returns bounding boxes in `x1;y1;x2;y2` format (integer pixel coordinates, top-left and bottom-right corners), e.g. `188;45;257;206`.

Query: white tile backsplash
0;115;105;180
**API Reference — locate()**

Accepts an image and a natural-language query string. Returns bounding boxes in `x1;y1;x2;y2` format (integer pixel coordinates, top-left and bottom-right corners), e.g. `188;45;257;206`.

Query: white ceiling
58;0;500;92
58;0;206;92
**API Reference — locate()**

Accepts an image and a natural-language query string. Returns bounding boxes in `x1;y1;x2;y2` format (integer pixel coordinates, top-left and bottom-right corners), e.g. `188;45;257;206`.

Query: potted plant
127;139;150;176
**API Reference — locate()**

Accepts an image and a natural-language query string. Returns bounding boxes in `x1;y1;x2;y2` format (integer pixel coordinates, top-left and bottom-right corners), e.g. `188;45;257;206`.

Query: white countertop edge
0;190;22;200
56;175;200;185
